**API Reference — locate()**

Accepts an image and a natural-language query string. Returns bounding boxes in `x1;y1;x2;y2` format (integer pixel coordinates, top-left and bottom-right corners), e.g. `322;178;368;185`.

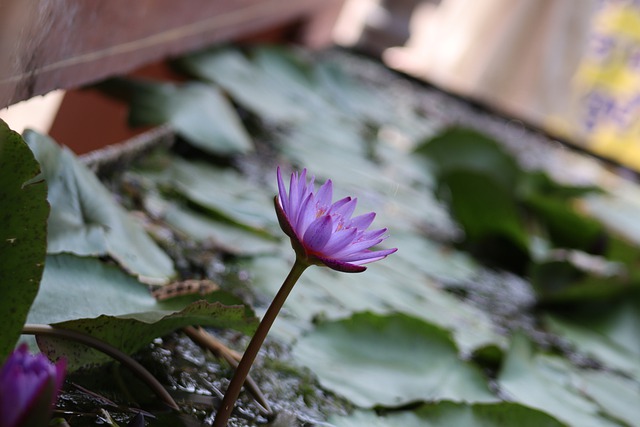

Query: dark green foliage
0;120;49;360
415;126;637;303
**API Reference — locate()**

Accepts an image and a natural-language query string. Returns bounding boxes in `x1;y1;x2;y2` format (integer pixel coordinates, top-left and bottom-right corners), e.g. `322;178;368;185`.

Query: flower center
314;201;348;232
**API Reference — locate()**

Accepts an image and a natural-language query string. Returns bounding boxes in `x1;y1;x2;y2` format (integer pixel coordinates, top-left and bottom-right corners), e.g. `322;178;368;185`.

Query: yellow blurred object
558;1;640;170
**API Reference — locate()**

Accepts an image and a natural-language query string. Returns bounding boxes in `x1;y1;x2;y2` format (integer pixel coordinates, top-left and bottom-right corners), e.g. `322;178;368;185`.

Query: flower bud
0;344;66;427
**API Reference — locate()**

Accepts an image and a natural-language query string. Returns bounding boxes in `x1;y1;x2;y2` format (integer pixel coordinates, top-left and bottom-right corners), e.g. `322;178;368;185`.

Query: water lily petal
322;227;358;254
315;255;367;273
333;197;357;220
327;197;351;214
358;227;388;241
289;169;307;215
315;179;333;210
303;215;334;252
277;167;289;214
342;247;399;263
331;237;386;258
295;192;316;237
349;212;376;230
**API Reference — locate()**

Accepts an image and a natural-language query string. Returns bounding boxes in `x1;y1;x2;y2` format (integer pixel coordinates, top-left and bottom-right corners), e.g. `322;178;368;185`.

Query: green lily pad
313;59;393;124
581;191;640;246
329;402;567;427
415;127;521;191
36;300;254;371
101;78;252;155
574;369;640;427
0;120;49;360
441;170;526;245
519;170;602;201
158;196;280;255
137;157;276;235
28;255;167;324
529;255;630;304
412;401;567;427
524;194;604;253
293;312;496;407
251;45;319;97
436;170;530;272
178;48;309;123
24;131;175;284
246;250;503;353
328;409;427;427
28;254;255;369
497;334;621;427
544;302;640;378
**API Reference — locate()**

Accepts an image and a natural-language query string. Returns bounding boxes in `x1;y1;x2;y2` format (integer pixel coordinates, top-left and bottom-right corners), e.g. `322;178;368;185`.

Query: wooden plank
0;0;328;108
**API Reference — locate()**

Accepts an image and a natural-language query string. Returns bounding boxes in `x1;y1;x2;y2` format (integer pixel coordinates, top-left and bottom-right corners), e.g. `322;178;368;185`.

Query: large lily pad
497;334;622;427
178;48;310;123
415;127;521;191
544;302;640;378
574;368;640;427
156;195;280;255
582;190;640;246
36;300;254;371
412;128;534;272
246;252;503;353
0;120;49;360
293;312;496;407
440;170;528;248
28;254;255;369
24;131;175;284
101;78;252;155
329;402;567;427
329;410;421;427
313;58;394;124
137;157;277;234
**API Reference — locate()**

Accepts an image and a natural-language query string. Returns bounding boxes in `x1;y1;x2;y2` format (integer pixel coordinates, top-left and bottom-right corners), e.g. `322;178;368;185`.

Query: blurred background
2;0;640;170
336;0;640;171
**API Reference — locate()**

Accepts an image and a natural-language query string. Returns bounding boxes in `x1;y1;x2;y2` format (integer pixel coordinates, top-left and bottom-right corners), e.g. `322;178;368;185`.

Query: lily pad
36;300;254;371
137;157;276;234
581;191;640;246
313;58;394;124
101;78;252;155
293;312;496;407
524;194;604;253
0;120;49;360
529;255;630;304
411;401;568;427
28;254;255;369
436;170;530;272
178;48;309;123
415;127;521;191
329;402;567;427
544;303;640;378
574;369;640;427
497;334;621;427
246;251;503;353
328;409;427;427
158;196;280;255
24;131;175;284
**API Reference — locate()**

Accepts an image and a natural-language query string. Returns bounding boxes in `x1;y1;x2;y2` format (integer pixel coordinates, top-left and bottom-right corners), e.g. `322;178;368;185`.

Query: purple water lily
0;344;66;427
275;167;397;272
213;167;396;426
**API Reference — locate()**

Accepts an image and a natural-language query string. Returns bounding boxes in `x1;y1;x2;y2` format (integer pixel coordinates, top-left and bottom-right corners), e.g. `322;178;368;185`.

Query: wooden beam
0;0;328;108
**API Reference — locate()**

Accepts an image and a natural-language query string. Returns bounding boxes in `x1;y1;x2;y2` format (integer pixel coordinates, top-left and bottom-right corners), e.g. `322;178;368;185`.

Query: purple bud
0;344;66;427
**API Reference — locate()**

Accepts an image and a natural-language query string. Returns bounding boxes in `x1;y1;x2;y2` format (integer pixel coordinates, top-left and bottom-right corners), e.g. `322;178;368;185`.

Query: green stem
213;259;308;426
